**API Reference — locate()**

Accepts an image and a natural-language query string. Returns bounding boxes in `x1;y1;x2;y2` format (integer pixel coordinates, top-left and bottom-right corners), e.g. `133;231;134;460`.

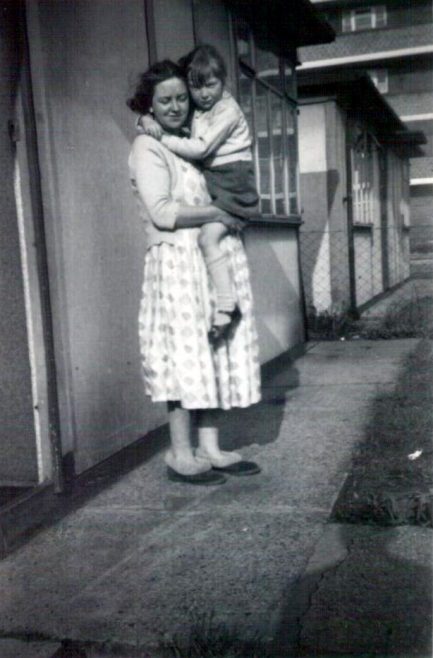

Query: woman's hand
137;114;163;140
175;207;245;230
217;212;245;232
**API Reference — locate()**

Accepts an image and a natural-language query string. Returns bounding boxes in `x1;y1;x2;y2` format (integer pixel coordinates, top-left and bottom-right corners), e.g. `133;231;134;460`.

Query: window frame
231;15;301;225
342;5;387;33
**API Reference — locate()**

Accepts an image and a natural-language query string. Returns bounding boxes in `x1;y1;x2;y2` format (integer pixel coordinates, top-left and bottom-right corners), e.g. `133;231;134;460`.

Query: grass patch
332;339;433;527
358;295;433;340
307;294;433;341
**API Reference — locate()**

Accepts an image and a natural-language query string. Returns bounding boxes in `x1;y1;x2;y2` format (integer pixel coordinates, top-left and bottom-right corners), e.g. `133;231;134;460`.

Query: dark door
0;4;39;485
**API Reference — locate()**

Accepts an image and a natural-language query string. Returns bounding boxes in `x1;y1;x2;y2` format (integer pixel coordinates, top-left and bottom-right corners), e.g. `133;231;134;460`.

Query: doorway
0;2;55;502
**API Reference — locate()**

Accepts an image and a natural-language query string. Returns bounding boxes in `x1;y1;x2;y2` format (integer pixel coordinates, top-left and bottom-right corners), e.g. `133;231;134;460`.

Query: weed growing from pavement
161;610;272;658
332;339;433;527
307;302;354;340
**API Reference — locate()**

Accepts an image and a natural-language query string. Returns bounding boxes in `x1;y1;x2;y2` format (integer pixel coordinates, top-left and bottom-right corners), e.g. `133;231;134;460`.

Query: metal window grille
232;17;299;217
351;131;377;225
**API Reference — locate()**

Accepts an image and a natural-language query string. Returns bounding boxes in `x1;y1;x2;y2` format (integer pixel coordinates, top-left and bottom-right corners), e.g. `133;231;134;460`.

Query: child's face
188;73;224;111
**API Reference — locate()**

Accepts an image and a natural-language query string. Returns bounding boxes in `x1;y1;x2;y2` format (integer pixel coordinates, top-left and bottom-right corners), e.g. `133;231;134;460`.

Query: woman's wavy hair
127;60;186;115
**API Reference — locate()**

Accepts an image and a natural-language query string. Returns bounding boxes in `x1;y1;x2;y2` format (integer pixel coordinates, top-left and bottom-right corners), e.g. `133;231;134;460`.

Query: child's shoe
208;305;241;346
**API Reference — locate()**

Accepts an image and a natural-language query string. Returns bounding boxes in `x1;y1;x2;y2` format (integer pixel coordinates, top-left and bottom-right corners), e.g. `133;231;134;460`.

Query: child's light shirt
161;91;252;168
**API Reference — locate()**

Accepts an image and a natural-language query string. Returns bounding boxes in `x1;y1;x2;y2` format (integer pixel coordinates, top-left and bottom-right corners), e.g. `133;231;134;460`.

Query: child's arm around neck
161;93;240;161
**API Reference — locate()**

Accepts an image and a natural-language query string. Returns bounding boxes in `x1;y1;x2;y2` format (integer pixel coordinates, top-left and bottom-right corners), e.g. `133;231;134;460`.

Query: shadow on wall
300;169;342;314
327;168;340;215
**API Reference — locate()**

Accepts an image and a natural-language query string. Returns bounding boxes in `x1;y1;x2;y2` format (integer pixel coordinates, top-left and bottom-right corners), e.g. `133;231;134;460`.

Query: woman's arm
131;137;242;231
175;206;243;230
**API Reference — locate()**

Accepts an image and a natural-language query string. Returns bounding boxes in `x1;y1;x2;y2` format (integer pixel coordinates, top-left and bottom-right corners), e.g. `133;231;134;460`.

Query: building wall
409;182;433;278
325;101;351;308
245;228;304;362
387;0;432;30
388;59;433;96
27;0;170;473
152;0;195;62
299;95;411;312
386;151;410;286
410;185;433;245
353;141;384;306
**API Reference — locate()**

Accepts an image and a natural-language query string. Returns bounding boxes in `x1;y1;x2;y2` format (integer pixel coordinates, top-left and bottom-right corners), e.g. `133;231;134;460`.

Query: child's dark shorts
203;160;260;221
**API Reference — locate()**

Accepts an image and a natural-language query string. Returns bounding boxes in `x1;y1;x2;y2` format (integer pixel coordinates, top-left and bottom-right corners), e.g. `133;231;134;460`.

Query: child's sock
205;253;236;325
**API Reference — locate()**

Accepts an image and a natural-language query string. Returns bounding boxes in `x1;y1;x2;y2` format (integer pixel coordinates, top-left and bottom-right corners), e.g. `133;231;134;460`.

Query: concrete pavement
0;339;431;657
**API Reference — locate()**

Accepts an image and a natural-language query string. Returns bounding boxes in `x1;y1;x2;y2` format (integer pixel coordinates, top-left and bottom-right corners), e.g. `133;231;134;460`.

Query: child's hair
179;44;227;88
126;60;186;115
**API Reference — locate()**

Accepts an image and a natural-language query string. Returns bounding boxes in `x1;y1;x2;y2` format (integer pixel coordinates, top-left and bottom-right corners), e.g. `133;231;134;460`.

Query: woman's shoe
212;460;261;476
208;305;241;346
167;467;227;485
195;447;261;476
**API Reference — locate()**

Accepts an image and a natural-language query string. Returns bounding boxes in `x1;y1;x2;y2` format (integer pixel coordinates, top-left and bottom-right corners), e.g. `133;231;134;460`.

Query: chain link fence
299;224;418;335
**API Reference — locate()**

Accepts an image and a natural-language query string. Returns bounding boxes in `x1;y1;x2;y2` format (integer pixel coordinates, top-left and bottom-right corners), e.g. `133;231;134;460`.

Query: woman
127;60;261;485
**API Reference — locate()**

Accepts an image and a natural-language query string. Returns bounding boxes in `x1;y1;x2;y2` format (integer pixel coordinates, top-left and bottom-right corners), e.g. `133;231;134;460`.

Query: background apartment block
300;0;433;276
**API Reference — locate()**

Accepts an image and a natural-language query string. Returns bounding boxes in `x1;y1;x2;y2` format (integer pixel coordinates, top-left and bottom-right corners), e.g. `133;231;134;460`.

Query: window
351;129;377;225
342;6;387;32
232;17;299;217
368;69;388;94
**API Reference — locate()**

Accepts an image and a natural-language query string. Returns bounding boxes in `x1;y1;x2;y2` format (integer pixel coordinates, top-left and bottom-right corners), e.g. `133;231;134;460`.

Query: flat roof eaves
226;0;335;50
298;73;426;157
299;23;433;64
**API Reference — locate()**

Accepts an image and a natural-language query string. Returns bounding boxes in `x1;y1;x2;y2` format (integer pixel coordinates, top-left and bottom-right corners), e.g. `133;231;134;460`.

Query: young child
139;45;259;344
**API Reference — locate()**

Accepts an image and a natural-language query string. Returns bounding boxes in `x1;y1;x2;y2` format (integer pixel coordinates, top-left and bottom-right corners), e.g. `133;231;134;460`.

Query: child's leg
198;222;236;327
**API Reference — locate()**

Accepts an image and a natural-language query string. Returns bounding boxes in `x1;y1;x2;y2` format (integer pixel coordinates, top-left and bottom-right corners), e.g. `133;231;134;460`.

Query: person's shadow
207;349;301;455
272;521;432;657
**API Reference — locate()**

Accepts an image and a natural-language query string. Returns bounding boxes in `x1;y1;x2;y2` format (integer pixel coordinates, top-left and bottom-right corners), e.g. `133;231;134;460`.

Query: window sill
353;222;374;230
341;27;388;35
249;214;303;227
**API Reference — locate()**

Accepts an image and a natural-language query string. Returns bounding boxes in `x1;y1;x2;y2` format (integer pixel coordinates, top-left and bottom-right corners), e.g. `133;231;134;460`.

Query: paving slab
265;340;418;388
0;338;429;657
0;639;60;657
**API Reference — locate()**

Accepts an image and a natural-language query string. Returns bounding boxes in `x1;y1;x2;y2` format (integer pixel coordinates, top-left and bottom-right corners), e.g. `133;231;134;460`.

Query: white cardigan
129;135;203;249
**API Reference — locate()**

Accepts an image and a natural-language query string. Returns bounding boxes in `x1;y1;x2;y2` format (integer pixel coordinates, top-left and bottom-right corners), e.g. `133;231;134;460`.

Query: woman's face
151;77;189;133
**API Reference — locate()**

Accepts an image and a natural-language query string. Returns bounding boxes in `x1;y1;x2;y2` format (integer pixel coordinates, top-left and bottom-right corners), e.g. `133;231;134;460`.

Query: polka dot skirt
138;231;261;410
